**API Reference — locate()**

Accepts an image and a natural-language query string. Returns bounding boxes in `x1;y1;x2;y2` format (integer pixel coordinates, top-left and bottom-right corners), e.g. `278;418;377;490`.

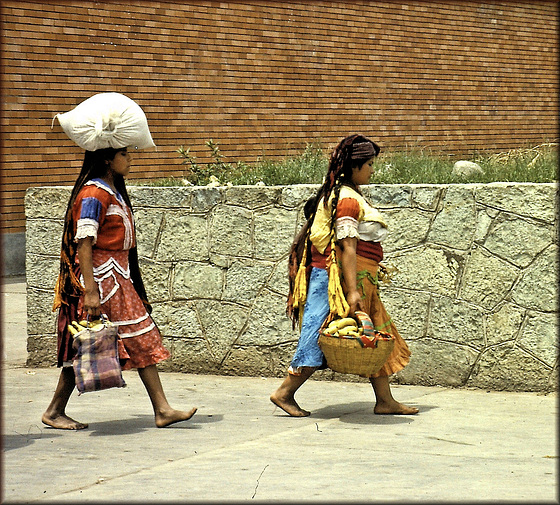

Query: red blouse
72;179;135;251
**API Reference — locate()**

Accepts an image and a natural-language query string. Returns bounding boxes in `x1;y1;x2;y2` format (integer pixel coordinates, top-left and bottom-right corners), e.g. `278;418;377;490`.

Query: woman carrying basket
270;134;419;417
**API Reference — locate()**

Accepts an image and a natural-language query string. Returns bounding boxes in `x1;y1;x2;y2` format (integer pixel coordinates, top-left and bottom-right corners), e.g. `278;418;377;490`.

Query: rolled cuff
336;216;359;240
75;219;99;245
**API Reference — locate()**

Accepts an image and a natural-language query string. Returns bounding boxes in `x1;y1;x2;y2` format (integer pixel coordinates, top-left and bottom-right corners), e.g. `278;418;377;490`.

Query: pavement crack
251;464;269;499
426;436;476;446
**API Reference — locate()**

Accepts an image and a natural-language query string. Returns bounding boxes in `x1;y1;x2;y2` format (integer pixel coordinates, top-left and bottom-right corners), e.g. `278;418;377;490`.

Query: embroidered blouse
309;185;387;267
72;179;135;251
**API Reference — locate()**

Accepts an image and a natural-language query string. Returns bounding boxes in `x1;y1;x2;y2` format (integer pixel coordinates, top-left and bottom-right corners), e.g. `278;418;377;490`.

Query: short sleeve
73;186;110;245
336;197;360;240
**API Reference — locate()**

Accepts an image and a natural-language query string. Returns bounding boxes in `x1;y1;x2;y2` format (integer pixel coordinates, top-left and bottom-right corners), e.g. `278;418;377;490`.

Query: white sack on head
53;92;155;151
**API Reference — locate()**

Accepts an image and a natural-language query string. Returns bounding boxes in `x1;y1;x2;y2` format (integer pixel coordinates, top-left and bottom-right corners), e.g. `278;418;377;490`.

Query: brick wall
1;0;558;234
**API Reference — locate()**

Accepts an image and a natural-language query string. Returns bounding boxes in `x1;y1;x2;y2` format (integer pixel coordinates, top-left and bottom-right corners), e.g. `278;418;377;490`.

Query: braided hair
54;148;152;313
317;133;380;236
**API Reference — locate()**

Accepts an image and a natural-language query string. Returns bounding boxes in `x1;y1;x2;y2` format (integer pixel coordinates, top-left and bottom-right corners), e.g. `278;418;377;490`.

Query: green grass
228;142;328;186
132;141;558;187
370;143;558;184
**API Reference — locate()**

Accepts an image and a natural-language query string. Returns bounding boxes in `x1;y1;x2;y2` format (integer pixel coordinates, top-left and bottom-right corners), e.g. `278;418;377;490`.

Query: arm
338;236;362;316
76;237;101;318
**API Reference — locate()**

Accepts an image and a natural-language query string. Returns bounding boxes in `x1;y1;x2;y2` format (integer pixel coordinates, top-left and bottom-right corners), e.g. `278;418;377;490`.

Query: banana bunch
323;317;363;338
68;319;104;336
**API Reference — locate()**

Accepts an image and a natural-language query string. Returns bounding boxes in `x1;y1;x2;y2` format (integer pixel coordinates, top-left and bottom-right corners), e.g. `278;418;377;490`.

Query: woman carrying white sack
43;93;197;429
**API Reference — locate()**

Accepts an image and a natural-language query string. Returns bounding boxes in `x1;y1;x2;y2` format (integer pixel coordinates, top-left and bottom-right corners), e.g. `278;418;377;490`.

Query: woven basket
318;312;395;376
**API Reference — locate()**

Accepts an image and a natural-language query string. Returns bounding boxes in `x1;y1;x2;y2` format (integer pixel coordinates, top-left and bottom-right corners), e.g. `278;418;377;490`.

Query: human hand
83;289;101;318
346;289;363;317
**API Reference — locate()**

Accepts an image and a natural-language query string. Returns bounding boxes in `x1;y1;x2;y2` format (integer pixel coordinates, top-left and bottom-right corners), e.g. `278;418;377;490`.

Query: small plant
176;145;201;184
178;139;246;185
205;139;228;170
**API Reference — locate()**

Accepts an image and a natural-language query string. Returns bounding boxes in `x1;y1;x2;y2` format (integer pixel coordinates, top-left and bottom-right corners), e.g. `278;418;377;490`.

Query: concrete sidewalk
2;278;558;503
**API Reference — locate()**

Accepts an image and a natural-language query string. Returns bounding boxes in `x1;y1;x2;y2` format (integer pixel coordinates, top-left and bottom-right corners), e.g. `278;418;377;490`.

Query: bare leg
370;375;419;415
42;367;88;430
137;364;197;428
270;366;316;417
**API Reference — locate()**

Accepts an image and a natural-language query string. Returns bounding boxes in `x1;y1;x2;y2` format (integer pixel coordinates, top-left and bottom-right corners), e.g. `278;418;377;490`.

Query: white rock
207;175;221;187
452;160;483;177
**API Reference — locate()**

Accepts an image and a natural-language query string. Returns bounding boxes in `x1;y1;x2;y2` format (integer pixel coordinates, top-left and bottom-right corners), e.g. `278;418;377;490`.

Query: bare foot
374;400;419;415
270;393;310;417
155;407;197;428
42;412;88;430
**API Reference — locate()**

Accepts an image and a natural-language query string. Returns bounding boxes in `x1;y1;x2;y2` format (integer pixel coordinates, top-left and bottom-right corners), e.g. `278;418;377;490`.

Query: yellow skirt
342;253;411;378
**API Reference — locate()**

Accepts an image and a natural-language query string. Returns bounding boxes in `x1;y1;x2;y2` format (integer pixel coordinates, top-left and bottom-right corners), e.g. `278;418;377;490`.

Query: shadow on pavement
3;428;65;451
85;412;223;436
310;400;436;424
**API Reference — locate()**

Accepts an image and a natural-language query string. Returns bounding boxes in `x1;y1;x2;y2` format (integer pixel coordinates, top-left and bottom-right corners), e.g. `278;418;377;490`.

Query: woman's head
65;147;132;226
322;134;380;200
73;147;131;202
82;147;128;181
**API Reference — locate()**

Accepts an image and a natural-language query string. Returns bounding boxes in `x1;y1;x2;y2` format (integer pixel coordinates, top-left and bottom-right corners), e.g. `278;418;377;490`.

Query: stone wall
25;183;558;391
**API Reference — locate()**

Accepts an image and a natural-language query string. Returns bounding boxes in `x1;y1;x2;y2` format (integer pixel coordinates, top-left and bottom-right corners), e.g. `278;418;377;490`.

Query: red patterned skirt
57;248;170;370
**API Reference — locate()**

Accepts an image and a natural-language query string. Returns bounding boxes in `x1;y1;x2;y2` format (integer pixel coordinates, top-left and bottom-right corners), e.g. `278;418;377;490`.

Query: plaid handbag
71;316;126;395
